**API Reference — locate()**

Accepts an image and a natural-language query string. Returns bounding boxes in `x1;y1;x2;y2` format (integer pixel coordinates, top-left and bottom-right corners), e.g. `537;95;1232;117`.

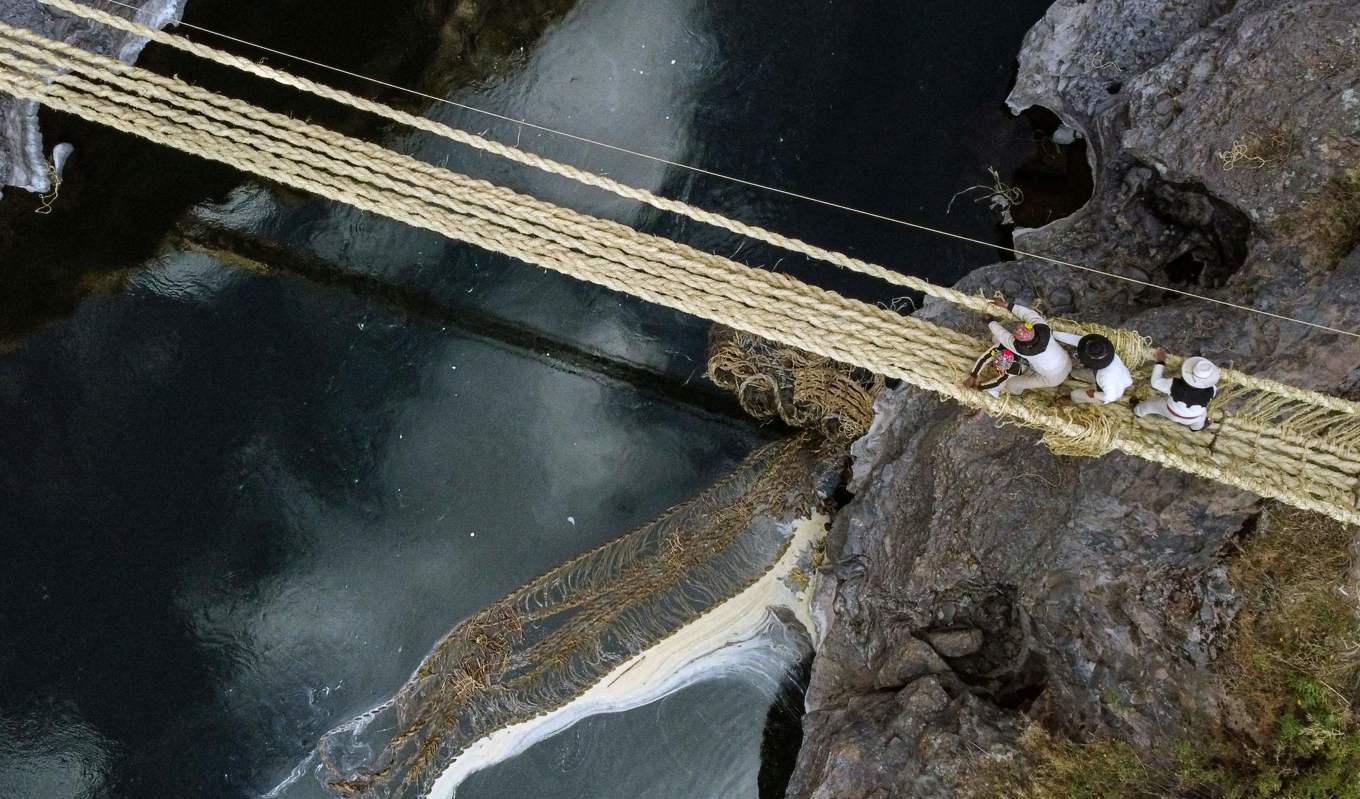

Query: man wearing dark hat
1053;332;1132;404
985;296;1073;395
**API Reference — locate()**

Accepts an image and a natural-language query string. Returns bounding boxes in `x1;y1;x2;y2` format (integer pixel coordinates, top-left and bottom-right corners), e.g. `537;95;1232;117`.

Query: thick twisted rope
35;0;1002;312
3;24;1360;524
38;0;1360;418
0;26;1349;491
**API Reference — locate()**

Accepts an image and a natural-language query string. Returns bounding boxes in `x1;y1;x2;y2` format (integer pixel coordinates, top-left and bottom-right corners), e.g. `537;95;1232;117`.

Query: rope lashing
707;327;886;440
3;18;1360;524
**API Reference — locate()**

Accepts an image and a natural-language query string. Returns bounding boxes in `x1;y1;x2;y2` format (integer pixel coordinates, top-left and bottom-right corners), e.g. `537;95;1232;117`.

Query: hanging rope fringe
1039;405;1122;458
3;12;1360;524
313;435;827;797
1051;318;1156;370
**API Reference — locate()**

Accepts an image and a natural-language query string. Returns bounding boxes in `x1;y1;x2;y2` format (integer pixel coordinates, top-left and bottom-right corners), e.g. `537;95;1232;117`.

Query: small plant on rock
948;166;1025;225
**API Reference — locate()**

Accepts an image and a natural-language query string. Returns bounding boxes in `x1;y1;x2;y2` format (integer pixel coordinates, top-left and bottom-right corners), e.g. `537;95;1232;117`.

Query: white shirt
1150;364;1213;420
988;304;1072;381
1053;330;1133;403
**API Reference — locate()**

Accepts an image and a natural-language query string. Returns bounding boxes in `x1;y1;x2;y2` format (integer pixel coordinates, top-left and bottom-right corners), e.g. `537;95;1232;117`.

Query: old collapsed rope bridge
6;0;1360;526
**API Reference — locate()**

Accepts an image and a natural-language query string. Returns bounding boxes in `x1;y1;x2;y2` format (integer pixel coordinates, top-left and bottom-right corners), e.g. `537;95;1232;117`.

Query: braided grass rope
312;435;829;798
2;22;1360;526
34;0;1360;411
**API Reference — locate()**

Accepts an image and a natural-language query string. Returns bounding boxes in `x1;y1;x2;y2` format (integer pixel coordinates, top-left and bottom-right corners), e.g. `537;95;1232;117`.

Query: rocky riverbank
788;0;1360;796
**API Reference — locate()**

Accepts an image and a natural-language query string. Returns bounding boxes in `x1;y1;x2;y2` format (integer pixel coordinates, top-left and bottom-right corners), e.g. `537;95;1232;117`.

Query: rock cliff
788;1;1360;795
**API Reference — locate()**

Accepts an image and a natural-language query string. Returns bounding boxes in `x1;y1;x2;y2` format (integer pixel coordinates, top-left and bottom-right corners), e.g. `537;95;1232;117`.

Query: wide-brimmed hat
1182;357;1220;389
1076;334;1115;370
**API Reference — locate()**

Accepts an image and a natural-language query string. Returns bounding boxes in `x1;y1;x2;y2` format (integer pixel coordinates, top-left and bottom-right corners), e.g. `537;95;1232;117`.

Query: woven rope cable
35;0;1360;413
2;23;1359;523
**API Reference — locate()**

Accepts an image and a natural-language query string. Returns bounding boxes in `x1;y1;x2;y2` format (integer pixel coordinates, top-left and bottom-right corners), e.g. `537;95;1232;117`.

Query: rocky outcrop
0;0;185;197
789;1;1360;796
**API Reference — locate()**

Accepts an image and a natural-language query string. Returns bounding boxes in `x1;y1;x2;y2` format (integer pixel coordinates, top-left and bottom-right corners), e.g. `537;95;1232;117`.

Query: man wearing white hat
1134;348;1220;431
984;296;1073;395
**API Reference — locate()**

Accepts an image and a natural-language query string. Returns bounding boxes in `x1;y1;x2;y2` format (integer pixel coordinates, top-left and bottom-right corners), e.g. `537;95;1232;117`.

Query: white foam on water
261;513;826;799
424;513;826;799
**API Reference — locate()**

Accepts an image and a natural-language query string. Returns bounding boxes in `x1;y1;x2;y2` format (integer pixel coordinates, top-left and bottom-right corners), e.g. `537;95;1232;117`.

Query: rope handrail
35;0;1360;405
41;0;1360;348
3;20;1360;525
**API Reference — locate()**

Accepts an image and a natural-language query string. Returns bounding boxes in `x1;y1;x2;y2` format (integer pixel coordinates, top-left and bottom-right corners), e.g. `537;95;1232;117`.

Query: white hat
1182;357;1220;389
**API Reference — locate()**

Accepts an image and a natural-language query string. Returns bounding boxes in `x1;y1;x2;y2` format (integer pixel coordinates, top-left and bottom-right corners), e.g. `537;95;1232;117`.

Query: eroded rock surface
0;0;184;196
790;1;1360;796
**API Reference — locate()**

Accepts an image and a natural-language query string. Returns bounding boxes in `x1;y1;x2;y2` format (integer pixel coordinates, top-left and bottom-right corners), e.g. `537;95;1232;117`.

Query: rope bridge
5;2;1360;525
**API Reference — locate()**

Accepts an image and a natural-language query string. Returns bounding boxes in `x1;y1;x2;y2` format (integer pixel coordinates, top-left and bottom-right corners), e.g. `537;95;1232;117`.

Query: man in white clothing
1134;348;1220;431
1052;332;1132;404
985;296;1073;395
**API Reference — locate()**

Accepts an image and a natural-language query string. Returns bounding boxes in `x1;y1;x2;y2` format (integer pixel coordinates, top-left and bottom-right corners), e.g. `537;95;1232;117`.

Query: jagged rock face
789;1;1360;796
0;0;185;197
786;675;1024;799
1122;0;1360;244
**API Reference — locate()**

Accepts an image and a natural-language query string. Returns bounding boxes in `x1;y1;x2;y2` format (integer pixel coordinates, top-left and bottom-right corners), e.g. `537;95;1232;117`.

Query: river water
0;1;1055;797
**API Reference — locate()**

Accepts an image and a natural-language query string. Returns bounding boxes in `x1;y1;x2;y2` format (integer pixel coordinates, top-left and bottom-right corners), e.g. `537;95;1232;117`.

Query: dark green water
0;0;1061;796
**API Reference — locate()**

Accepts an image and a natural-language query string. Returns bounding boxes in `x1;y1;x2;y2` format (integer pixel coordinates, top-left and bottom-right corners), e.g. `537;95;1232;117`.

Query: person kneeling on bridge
1054;332;1132;404
985;296;1073;395
1133;348;1220;431
963;344;1026;396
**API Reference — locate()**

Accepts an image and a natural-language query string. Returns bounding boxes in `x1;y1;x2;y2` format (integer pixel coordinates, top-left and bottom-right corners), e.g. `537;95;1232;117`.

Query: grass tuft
962;505;1360;799
1281;168;1360;267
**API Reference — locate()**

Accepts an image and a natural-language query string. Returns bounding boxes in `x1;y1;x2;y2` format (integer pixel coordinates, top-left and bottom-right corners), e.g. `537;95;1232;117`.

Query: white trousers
999;370;1068;396
1135;398;1207;431
1068;369;1106;405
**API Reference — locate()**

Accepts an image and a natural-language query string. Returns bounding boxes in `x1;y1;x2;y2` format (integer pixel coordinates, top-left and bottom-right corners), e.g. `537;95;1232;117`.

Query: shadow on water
757;654;813;799
1;242;767;797
172;219;772;429
0;0;580;343
0;0;1086;797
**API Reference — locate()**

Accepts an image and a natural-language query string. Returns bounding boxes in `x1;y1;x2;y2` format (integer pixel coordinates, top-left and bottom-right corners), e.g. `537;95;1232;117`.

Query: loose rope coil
707;326;885;440
3;17;1360;524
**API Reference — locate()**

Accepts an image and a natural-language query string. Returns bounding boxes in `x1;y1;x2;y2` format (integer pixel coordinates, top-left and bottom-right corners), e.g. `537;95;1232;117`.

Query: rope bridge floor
3;7;1360;525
